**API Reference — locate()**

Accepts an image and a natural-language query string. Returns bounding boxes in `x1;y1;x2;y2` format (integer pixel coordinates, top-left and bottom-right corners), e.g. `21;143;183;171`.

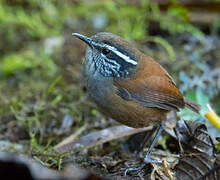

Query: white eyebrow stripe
105;45;138;65
91;41;138;65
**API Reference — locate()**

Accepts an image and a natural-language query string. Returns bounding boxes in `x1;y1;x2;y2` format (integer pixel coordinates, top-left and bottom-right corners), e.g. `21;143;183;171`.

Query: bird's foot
123;157;162;178
124;163;144;176
123;160;151;180
144;156;162;164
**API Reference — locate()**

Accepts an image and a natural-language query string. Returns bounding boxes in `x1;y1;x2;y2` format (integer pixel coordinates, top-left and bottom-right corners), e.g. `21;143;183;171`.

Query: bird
72;32;200;164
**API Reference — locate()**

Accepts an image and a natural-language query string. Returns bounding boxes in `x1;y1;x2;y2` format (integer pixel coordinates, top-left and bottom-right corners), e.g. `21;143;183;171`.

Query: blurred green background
0;0;220;169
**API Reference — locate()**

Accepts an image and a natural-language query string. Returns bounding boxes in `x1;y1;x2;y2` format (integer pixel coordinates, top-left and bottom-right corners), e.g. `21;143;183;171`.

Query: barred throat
84;47;99;78
91;41;138;78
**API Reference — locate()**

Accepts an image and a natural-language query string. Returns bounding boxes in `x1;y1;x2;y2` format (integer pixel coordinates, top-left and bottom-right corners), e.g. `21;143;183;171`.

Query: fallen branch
54;125;153;154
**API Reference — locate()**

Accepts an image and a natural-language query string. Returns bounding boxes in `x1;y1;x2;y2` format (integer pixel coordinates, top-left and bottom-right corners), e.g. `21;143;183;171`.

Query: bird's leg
137;128;155;155
124;122;166;176
144;121;166;163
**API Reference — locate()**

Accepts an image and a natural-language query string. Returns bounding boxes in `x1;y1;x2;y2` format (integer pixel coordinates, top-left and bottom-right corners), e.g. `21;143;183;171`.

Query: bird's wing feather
115;75;184;111
114;55;185;111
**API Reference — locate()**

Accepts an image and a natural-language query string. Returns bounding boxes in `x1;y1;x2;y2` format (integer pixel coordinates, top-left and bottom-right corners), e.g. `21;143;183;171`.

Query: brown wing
114;55;185;111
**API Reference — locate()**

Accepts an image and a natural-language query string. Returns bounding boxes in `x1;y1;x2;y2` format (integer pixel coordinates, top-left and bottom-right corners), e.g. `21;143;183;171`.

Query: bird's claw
144;157;162;164
123;158;162;177
123;163;147;177
124;164;143;176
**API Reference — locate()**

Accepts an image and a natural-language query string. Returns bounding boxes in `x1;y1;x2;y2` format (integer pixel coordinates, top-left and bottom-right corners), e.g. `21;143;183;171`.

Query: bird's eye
102;48;110;55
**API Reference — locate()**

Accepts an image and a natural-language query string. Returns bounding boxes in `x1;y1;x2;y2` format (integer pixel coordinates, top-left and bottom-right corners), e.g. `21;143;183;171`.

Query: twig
54;125;153;154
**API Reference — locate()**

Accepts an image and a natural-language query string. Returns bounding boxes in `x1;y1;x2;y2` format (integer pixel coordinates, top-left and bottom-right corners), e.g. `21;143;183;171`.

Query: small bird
72;32;200;164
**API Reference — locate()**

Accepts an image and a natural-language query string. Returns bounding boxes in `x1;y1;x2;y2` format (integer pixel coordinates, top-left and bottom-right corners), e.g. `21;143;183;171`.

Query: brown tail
184;97;201;114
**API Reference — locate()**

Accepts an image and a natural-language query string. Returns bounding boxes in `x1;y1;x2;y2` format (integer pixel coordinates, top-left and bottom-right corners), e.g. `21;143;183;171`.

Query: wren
72;32;200;164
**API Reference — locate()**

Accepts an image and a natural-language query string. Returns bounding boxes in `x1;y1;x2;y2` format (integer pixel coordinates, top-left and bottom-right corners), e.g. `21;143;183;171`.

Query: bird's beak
72;33;93;47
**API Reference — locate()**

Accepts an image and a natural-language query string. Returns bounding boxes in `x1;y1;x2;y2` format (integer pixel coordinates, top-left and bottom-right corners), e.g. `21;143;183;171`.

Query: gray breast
83;46;114;107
